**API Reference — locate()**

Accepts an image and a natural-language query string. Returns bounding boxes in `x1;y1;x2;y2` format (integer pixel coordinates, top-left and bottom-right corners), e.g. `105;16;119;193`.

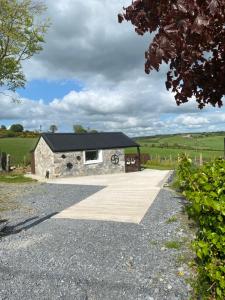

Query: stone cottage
31;132;140;178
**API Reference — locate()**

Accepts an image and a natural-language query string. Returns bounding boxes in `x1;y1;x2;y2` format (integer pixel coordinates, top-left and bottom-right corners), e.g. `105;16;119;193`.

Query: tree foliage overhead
0;0;49;91
119;0;225;108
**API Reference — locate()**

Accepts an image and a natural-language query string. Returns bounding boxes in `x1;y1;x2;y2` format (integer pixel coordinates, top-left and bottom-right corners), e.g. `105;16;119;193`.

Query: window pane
85;150;98;161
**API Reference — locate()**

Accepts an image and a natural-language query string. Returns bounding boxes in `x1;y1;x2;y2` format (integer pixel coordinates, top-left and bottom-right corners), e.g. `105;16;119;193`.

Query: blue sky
1;0;225;136
17;80;84;103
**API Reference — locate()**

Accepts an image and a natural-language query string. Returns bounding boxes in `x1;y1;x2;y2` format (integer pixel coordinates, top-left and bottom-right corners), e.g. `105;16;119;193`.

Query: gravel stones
0;183;193;299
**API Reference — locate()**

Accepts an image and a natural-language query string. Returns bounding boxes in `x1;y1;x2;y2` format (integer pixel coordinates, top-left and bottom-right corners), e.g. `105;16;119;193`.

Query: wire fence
143;152;220;168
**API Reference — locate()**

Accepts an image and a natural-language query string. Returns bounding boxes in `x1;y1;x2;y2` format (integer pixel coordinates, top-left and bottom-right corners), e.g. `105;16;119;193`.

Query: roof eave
52;145;139;153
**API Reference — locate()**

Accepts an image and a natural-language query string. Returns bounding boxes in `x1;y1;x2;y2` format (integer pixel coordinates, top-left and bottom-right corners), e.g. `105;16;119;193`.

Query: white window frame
83;149;103;165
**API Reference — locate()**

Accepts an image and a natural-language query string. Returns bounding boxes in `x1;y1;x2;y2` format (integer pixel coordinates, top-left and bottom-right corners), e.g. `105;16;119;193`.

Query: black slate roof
40;132;139;152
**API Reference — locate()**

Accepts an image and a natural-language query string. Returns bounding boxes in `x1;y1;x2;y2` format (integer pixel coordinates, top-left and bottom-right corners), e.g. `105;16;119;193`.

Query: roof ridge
42;132;123;135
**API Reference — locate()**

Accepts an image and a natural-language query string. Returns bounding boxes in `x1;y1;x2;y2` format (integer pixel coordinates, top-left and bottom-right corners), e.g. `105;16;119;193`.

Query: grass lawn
0;138;38;166
0;173;35;183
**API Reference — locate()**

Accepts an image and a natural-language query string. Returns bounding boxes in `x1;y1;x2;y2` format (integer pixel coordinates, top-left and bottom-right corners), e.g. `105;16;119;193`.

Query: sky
1;0;225;137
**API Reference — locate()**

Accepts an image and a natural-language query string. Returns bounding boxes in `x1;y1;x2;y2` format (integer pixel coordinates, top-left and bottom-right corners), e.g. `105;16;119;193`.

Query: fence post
224;138;225;159
199;153;203;166
1;152;6;171
0;152;2;172
6;154;11;172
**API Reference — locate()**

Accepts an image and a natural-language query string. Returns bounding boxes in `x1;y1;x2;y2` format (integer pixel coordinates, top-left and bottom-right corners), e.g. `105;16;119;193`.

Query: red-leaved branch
119;0;225;108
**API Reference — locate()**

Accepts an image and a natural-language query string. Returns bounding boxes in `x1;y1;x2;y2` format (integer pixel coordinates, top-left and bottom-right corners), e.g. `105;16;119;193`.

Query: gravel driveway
0;182;194;300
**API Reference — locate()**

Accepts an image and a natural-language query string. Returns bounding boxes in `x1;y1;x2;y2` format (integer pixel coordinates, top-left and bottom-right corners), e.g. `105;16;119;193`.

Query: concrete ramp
53;170;170;224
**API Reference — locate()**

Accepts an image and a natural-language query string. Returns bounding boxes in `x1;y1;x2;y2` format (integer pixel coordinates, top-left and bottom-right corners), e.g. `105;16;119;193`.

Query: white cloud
1;83;225;136
23;0;150;83
175;115;209;127
1;0;224;136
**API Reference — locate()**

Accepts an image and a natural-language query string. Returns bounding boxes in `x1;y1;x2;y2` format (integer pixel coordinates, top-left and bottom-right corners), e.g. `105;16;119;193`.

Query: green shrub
6;130;18;138
176;154;225;299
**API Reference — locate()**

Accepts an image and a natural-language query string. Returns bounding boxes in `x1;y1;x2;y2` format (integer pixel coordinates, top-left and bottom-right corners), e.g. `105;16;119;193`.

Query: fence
144;153;212;168
0;152;11;172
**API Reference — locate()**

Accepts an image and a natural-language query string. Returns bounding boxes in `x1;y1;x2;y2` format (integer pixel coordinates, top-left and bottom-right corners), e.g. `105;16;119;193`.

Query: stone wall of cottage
53;148;125;177
34;138;125;178
34;137;55;177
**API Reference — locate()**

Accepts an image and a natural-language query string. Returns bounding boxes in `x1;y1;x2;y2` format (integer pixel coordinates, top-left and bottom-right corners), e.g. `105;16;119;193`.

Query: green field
0;132;224;167
127;132;225;163
0;138;38;165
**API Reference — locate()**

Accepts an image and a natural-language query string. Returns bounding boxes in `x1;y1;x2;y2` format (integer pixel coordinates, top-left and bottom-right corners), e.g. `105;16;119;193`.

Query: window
84;150;102;164
86;150;98;161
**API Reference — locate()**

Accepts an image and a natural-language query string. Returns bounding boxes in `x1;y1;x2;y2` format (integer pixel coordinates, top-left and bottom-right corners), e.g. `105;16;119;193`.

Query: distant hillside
133;131;225;140
127;131;225;162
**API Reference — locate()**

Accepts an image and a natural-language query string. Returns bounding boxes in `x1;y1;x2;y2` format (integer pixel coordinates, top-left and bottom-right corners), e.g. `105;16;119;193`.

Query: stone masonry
34;137;125;178
34;137;55;177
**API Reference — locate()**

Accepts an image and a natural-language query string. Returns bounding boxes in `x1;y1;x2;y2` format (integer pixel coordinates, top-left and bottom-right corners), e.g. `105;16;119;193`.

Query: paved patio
51;170;170;223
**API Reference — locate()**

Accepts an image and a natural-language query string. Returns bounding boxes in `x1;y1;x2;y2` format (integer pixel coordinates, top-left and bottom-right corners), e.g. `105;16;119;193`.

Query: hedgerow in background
176;154;225;299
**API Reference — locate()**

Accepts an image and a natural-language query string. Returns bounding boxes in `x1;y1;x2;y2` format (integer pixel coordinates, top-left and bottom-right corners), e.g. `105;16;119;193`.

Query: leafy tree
73;124;87;134
119;0;225;108
0;125;6;130
0;0;49;91
10;123;24;132
49;124;58;133
89;129;98;133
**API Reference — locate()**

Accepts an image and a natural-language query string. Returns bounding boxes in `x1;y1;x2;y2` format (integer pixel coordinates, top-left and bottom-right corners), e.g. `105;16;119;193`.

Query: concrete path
51;170;170;224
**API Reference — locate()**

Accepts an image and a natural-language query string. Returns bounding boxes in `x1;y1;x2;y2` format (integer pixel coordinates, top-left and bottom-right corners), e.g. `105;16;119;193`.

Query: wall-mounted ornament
111;154;119;165
67;162;73;169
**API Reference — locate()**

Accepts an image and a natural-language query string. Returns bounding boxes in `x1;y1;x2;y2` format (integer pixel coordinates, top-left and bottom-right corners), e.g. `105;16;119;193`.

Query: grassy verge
143;159;176;170
144;164;174;170
0;173;35;183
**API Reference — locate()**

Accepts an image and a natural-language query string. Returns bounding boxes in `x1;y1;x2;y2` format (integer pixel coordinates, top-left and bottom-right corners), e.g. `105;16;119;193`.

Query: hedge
176;154;225;299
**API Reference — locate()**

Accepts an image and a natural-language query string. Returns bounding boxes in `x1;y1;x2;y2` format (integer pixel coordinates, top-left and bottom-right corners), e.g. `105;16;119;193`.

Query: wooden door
125;154;140;173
